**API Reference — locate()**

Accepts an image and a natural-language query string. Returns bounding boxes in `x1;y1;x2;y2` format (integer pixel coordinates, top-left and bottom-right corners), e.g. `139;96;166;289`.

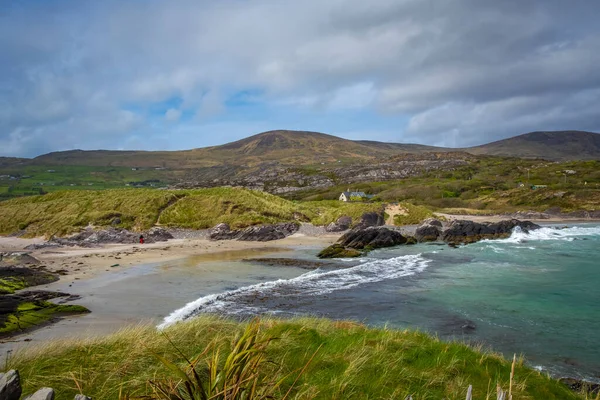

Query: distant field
0;188;384;237
0;165;180;201
289;158;600;213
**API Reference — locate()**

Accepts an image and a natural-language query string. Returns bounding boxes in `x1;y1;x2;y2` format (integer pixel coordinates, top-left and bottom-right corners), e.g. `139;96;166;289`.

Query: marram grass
0;187;387;237
6;316;584;399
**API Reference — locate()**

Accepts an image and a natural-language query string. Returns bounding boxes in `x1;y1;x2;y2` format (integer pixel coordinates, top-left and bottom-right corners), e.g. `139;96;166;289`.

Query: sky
1;0;600;157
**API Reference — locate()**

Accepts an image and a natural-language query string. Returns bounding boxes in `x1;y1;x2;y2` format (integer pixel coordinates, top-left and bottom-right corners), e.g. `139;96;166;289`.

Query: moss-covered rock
317;244;362;259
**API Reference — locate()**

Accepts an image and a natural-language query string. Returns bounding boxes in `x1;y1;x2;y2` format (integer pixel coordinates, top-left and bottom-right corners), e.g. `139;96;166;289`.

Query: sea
159;223;600;382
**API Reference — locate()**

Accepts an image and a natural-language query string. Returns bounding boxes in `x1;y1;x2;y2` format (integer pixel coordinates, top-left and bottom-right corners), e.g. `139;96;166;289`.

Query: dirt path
384;204;408;225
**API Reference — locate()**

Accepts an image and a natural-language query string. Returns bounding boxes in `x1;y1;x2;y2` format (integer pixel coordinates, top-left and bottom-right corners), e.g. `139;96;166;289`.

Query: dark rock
441;219;540;244
23;387;54;400
339;226;408;250
559;378;600;395
146;227;174;241
210;223;299;242
414;219;443;242
319;226;409;258
0;370;22;400
356;211;385;229
325;216;352;232
317;244;362;259
111;217;122;226
208;223;236;240
237;223;299;242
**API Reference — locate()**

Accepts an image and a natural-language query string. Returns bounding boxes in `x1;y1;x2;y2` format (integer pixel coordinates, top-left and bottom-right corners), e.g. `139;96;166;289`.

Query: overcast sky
1;0;599;157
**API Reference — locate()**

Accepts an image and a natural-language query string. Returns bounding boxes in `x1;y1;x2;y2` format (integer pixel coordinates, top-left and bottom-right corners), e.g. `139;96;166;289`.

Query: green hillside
0;188;383;237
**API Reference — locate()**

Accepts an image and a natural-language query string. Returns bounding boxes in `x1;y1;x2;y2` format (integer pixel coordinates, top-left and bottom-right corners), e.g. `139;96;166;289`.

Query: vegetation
7;316;583;399
317;244;362;259
0;301;89;336
392;202;434;225
291;158;600;214
0;188;383;237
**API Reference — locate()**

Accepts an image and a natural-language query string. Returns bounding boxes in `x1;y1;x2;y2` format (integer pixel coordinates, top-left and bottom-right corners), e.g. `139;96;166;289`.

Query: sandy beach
0;230;341;357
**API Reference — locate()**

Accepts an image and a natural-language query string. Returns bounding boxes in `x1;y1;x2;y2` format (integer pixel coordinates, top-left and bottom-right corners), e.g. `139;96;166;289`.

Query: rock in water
325;216;352;232
414;218;443;242
441;219;540;244
23;387;55;400
318;226;408;258
0;370;22;400
339;226;408;249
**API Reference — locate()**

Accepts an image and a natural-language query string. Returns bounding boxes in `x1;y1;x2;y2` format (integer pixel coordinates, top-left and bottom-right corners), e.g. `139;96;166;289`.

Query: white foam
158;254;429;329
486;225;600;244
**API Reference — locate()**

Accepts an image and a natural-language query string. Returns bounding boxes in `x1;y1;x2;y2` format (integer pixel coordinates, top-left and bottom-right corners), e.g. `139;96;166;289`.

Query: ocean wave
486;225;600;244
158;254;429;329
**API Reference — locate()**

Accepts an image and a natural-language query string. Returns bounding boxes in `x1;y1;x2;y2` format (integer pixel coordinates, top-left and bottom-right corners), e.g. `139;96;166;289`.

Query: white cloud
165;108;182;122
1;0;600;156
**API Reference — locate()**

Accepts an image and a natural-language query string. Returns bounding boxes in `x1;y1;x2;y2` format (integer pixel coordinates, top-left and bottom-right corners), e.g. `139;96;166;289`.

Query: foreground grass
0;188;384;237
7;316;582;399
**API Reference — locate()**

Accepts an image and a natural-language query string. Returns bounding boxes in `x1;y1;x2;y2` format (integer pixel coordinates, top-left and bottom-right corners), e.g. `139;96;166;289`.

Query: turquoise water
162;223;600;381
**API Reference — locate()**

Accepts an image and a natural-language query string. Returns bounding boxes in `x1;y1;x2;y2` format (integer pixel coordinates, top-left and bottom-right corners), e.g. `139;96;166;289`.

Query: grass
393;202;434;225
288;158;600;214
0;188;383;237
0;301;90;336
6;316;584;399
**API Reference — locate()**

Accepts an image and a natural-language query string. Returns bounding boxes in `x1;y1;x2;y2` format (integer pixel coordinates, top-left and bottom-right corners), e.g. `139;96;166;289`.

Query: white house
339;190;368;202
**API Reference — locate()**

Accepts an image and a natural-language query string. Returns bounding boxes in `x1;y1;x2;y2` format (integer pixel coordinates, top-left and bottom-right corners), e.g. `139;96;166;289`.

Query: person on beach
139;235;144;244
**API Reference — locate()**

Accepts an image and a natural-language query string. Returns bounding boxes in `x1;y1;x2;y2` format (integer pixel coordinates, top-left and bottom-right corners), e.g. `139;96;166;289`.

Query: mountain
465;130;600;160
22;129;600;168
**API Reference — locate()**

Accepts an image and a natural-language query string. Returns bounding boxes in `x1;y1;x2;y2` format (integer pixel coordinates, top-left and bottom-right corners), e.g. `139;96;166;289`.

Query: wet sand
0;233;339;357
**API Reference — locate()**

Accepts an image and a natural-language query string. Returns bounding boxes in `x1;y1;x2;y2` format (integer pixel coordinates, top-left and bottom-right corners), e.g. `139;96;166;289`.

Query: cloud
1;0;600;156
165;108;182;122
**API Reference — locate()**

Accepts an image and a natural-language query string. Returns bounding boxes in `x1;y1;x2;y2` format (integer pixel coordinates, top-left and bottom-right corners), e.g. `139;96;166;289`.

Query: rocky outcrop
318;226;409;258
559;378;600;396
414;218;443;242
325;216;352;232
24;387;54;400
0;370;90;400
0;370;22;400
355;212;385;229
237;223;298;241
25;227;173;249
441;219;540;244
209;223;299;242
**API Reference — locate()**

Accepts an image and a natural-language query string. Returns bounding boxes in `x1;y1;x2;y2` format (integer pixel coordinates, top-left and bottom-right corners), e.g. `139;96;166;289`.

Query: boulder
339;226;408;249
317;244;362;259
23;387;54;400
210;223;299;241
414;219;443;242
355;211;385;229
146;227;174;241
208;223;237;240
325;216;352;232
319;226;409;258
0;370;22;400
441;219;540;244
237;223;299;242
